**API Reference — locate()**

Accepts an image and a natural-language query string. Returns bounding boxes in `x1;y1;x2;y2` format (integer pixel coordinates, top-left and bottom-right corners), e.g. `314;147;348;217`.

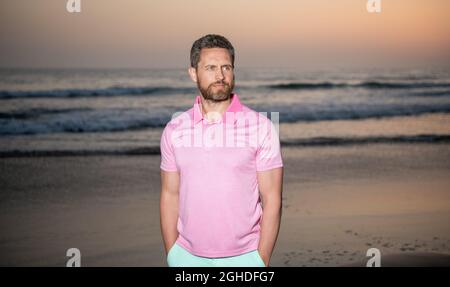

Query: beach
1;0;450;269
278;144;450;267
1;142;449;266
1;67;449;266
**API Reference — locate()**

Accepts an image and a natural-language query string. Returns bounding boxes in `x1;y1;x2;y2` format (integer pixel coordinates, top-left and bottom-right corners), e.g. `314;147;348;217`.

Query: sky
0;0;449;68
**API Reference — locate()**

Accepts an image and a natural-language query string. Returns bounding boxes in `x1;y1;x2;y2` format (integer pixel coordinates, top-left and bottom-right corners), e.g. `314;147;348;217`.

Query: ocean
0;67;449;156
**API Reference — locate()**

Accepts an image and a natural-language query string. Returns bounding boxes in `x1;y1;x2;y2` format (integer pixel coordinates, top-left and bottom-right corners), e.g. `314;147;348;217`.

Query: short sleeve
160;125;179;172
256;117;283;172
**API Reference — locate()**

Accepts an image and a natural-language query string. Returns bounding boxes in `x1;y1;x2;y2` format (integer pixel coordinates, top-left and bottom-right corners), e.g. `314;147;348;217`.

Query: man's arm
257;167;283;266
160;170;180;254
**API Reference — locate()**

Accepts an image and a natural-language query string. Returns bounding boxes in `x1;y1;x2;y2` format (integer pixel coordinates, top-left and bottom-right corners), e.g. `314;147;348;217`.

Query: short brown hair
190;34;235;69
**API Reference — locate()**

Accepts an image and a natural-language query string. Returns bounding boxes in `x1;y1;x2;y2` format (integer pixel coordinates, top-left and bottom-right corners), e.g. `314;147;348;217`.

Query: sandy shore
1;143;449;266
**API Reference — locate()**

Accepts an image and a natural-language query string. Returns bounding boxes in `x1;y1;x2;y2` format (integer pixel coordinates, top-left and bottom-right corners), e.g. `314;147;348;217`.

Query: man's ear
188;67;198;83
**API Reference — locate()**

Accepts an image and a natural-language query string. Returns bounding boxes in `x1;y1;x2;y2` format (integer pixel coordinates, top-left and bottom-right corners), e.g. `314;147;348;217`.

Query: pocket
166;243;177;260
255;251;266;267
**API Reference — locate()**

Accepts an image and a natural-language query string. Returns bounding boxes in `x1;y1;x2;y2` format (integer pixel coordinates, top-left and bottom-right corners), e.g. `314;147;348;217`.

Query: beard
197;77;235;102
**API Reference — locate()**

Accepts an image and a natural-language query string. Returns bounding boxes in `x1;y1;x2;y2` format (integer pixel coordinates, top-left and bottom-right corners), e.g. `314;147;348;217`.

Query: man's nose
215;69;225;81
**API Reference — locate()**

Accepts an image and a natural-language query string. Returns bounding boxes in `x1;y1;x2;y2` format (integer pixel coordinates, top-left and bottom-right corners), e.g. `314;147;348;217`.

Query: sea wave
266;81;450;90
0;86;196;99
1;81;449;99
1;104;450;135
1;134;448;157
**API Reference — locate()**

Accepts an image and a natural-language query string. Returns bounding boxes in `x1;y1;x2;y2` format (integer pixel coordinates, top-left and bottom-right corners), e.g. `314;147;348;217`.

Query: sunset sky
0;0;449;68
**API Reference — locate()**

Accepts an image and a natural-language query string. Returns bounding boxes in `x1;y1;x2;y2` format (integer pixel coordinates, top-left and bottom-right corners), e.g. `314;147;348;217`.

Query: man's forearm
258;199;282;266
160;192;179;254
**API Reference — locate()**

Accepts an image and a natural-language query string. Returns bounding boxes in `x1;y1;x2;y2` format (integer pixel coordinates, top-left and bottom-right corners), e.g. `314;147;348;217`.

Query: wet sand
0;143;449;266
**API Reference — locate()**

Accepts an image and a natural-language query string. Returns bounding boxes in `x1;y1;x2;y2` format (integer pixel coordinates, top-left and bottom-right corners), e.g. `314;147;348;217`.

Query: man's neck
200;94;233;122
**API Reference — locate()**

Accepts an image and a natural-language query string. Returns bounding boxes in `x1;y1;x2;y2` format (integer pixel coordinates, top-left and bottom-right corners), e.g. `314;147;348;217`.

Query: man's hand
160;170;180;254
257;167;283;268
258;249;270;267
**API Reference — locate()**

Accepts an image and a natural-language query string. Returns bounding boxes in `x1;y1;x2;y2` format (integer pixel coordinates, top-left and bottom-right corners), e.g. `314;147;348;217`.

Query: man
160;34;283;267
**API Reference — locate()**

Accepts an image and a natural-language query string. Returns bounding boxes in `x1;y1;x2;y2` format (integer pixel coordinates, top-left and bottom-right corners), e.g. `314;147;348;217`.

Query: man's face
192;48;235;102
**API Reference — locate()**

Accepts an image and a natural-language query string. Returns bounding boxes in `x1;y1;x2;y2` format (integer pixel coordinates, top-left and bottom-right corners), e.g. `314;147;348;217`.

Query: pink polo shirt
160;93;283;257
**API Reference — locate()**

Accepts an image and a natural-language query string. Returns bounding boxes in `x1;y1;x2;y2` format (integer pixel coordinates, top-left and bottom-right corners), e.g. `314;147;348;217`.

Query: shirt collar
193;93;243;125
